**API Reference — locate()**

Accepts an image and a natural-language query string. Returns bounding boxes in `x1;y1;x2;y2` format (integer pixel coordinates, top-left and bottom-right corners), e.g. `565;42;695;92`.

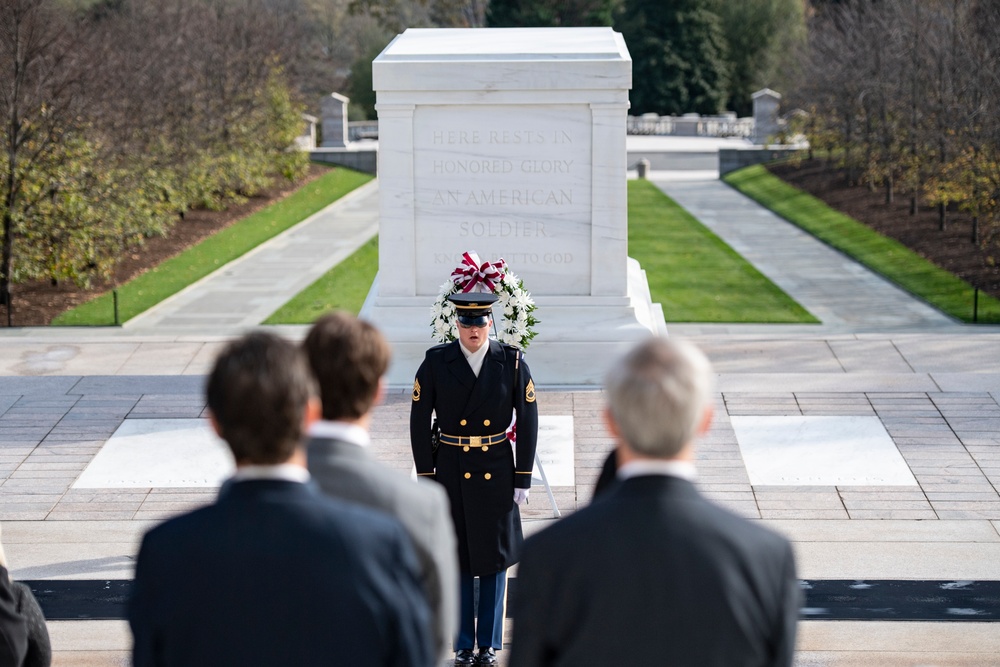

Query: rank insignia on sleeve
525;379;536;403
412;379;421;402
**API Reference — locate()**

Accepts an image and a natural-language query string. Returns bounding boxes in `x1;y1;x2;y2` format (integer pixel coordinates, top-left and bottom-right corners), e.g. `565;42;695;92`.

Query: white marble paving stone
73;419;232;488
531;415;575;488
731;416;917;486
75;416;574;490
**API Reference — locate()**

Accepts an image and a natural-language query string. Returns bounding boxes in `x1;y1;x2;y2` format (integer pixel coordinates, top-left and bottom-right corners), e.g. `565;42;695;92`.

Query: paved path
2;172;1000;666
653;177;958;331
124;179;380;333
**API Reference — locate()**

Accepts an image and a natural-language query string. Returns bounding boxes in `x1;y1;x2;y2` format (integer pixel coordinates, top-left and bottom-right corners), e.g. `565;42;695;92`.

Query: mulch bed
766;159;1000;299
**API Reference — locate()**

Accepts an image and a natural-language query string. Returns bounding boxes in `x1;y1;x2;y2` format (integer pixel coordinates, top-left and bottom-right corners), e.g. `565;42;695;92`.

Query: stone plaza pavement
1;173;999;665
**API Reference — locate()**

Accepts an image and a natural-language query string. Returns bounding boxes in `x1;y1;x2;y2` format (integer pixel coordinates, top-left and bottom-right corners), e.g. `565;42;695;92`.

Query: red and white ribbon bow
451;251;507;293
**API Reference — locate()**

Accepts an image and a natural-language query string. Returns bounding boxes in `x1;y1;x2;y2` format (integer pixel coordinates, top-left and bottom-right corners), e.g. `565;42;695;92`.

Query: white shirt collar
230;463;310;484
460;340;490;377
309;420;370;447
617;459;697;482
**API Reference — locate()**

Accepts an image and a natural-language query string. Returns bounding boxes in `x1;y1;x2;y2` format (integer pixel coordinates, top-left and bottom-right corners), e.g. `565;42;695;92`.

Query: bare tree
0;0;88;325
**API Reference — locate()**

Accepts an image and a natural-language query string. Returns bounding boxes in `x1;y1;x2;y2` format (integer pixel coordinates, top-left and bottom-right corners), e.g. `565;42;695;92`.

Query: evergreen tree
615;0;730;116
488;0;621;27
708;0;806;116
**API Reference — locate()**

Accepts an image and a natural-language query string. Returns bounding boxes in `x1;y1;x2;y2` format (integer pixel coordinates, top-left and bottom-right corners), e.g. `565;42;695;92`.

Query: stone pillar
320;92;350;147
364;27;665;385
295;113;317;150
752;88;781;144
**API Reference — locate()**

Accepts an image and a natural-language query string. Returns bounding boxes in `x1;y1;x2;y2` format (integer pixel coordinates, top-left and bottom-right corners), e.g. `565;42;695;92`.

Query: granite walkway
123;179;380;333
1;173;999;666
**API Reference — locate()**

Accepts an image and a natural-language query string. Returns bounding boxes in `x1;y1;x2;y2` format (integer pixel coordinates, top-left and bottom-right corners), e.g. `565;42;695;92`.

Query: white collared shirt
617;459;697;482
230;463;310;484
460;340;490;377
309;420;371;448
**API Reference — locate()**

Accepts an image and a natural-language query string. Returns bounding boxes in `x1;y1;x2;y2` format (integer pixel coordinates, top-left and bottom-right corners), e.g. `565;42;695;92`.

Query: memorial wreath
430;251;539;350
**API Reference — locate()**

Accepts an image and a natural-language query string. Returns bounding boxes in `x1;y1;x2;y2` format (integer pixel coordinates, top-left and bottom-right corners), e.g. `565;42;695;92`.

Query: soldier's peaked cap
448;292;497;317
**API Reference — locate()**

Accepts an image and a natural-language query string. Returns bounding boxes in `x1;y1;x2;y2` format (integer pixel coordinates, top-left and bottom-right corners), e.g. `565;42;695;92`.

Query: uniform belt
438;431;509;447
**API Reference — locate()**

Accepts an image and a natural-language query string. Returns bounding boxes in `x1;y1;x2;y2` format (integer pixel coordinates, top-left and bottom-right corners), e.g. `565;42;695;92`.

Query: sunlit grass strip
628;179;817;323
264;235;378;323
266;180;817;325
53;167;373;326
724;164;1000;323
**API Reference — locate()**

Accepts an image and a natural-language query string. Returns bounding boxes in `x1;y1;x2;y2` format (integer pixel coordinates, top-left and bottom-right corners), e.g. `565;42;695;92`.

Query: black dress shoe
455;648;476;665
475;647;498;665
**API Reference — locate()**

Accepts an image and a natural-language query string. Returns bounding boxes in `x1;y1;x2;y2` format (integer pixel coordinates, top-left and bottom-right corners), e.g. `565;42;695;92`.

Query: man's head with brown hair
206;332;316;465
303;312;392;422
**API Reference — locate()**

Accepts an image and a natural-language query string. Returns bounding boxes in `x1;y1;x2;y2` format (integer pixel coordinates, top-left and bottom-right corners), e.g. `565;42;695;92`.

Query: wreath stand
533;451;561;518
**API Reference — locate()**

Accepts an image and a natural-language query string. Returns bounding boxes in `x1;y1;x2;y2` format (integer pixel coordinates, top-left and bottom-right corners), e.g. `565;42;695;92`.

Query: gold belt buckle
469;435;481;447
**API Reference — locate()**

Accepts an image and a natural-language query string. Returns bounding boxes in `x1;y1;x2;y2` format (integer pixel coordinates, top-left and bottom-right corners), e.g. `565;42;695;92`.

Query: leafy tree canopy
487;0;622;27
616;0;730;116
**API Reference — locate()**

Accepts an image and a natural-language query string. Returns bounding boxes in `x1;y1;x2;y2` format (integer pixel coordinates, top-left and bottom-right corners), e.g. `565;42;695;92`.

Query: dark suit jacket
511;475;800;667
410;339;538;575
129;479;433;667
10;580;50;667
0;567;28;667
307;434;458;664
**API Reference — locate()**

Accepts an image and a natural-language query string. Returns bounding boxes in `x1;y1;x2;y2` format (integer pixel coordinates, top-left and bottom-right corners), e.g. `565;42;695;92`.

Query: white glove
514;488;529;505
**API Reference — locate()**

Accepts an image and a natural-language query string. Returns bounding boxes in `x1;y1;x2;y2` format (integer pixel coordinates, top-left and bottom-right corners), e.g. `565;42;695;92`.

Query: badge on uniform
526;379;536;403
412;379;421;402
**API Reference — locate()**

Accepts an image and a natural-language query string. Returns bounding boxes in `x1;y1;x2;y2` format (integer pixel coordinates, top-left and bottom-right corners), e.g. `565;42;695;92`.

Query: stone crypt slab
74;419;233;488
731;416;918;486
75;416;573;490
362;27;666;385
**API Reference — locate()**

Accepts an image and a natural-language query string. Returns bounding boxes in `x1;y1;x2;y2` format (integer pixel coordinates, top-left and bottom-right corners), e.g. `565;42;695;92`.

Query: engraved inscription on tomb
413;105;592;296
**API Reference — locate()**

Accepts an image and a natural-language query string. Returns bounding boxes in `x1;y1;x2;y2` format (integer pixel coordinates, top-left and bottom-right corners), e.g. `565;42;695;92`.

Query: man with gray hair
510;336;800;667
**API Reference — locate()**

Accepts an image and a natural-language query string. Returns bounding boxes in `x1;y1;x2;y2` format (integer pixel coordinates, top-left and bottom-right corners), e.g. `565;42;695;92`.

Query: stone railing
348;121;379;141
344;116;755;143
626;113;754;138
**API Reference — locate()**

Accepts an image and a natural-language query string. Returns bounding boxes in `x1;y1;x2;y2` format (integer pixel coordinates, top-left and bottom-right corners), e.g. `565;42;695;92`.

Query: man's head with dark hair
206;332;316;465
304;312;391;422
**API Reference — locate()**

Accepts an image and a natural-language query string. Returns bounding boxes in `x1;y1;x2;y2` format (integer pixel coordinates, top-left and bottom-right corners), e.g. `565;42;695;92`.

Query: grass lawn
724;165;1000;323
264;179;817;325
628;179;817;323
52;166;373;326
264;235;378;323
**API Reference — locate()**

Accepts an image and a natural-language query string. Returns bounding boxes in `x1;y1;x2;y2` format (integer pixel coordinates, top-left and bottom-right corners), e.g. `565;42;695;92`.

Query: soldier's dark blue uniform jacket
409;339;538;576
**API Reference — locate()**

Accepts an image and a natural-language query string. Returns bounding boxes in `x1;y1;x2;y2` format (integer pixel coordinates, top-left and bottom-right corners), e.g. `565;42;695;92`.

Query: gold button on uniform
484;473;492;480
483;419;491;426
482;446;489;452
464;472;471;479
460;419;467;426
463;446;470;452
